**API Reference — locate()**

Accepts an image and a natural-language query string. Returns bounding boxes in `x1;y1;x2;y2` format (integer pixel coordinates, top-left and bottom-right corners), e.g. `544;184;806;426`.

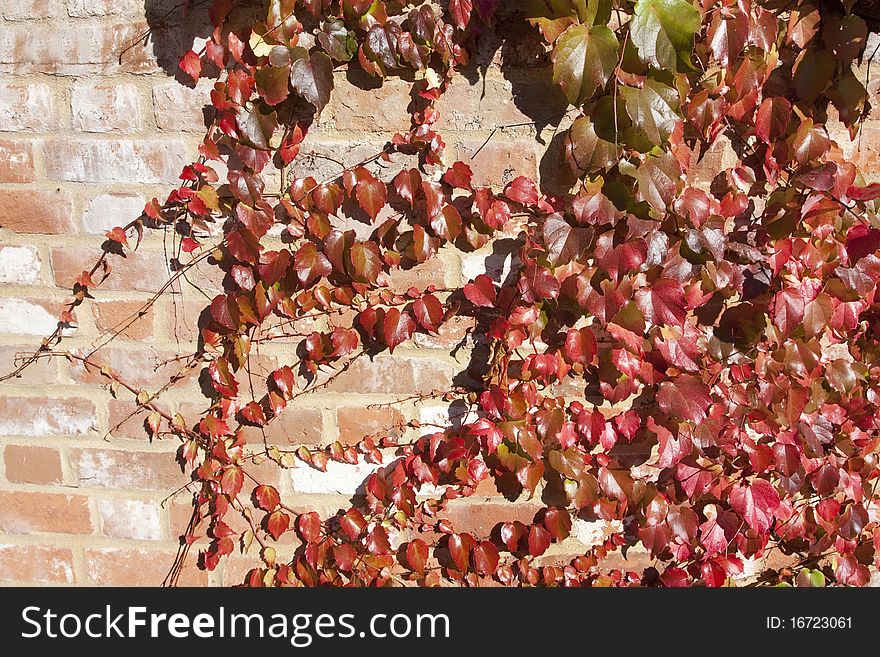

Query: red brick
43;139;187;184
0;23;159;75
0;139;35;182
157;297;209;343
436;76;565;132
220;556;260;586
240;405;324;446
84;547;207;586
454;138;538;187
442;500;544;538
413;315;476;350
0;345;56;385
71;83;141;133
4;445;63;485
0;190;76;234
387;257;449;291
51;247;172;292
107;398;170;440
330;73;413;133
0;396;97;436
168;499;206;543
0;544;75;584
336;406;404;444
93;300;154;339
71;447;190;491
0;491;92;535
0;82;58;131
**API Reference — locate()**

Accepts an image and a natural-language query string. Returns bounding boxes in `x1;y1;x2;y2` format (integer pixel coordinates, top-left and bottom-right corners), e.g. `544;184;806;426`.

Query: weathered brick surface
0;139;36;182
0;82;59;131
0;246;42;284
71;83;142;133
44;139;188;184
71;448;190;491
0;396;97;436
0;544;75;584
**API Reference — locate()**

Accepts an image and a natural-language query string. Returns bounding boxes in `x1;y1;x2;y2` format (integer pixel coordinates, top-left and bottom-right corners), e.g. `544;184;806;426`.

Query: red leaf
471;541;499;576
366;526;392;554
657;376;713;424
847;182;880;201
298;512;322;543
348;241;382;285
382;307;416;353
209;358;239;397
105;226;129;248
464;274;497;307
527;524;551;557
220;467;244;498
442;161;473;190
273;365;296;398
563;327;597;366
340;509;367;540
729;479;780;534
267;510;290;540
393;168;422;207
846;225;880;263
450;0;473;30
504;176;539;206
179;49;202;82
254;484;280;511
772;287;806;335
294;242;332;287
413;294;444;333
345;167;386;220
500;521;527;552
406;539;429;573
542;507;572;541
448;533;473;571
635;277;687;327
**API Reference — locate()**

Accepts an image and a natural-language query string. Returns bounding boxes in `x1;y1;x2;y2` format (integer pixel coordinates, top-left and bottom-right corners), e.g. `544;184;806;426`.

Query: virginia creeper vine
7;0;880;587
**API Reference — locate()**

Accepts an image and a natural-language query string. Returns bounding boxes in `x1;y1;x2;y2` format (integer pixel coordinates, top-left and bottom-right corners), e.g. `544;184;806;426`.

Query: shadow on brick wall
455;6;574;195
143;0;214;83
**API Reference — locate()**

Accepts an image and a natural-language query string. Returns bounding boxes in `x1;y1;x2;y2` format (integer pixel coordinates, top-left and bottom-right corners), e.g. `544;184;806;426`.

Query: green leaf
630;0;701;72
620;78;680;145
317;20;357;61
551;24;619;106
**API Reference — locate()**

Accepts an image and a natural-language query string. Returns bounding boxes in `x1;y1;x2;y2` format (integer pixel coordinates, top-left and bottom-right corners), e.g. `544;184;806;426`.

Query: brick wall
1;3;877;586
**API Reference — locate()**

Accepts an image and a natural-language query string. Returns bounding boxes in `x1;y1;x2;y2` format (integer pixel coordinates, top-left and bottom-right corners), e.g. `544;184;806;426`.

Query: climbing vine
9;0;880;587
